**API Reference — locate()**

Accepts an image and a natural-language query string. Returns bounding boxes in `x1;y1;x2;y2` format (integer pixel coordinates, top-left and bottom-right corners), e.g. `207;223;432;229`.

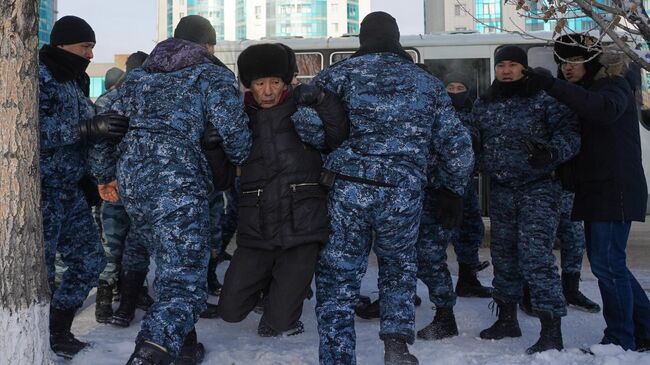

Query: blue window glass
89;77;105;99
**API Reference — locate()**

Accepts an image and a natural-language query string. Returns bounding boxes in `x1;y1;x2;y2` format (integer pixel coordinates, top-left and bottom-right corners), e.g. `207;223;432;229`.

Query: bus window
330;52;354;65
424;58;491;98
296;52;323;83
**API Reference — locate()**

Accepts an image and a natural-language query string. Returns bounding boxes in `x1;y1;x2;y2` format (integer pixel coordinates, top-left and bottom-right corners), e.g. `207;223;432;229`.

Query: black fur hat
238;44;292;88
277;43;298;74
553;33;601;64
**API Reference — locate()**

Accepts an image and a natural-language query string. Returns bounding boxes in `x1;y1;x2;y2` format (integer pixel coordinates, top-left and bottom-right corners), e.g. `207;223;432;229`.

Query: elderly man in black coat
525;33;649;352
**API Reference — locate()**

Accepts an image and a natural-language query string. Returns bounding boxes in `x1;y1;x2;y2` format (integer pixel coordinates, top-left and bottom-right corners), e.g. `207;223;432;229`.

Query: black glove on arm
315;90;350;151
434;188;463;229
523;68;555;94
79;113;129;143
201;124;235;191
293;83;325;106
524;140;558;169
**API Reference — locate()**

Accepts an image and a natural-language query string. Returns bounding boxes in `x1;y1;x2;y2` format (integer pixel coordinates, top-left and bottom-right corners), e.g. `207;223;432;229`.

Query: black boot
383;337;418;365
355;299;380;320
526;312;563;354
207;257;222;296
479;299;522;340
50;307;88;359
562;272;601;313
456;263;493;298
112;271;147;327
127;340;173;365
199;303;220;319
519;283;537;317
257;319;304;337
172;328;205;365
137;285;154;311
416;307;458;340
95;280;114;324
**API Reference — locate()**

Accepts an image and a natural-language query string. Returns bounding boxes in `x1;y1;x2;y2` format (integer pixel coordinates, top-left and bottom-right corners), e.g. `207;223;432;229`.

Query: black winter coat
236;98;331;250
547;67;647;222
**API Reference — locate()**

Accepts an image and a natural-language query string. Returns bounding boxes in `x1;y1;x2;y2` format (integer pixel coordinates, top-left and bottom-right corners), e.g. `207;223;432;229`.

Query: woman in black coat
525;34;649;351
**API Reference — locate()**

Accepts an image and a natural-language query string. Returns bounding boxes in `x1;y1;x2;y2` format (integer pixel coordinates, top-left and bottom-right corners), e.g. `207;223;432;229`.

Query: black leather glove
523;68;555;93
79;113;129;142
434;188;463;229
524;140;557;169
201;124;223;151
293;83;325;106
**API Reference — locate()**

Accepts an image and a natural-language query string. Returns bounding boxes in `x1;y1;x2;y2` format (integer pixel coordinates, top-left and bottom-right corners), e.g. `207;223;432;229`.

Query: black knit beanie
494;45;528;68
126;51;149;73
359;12;400;49
238;44;291;88
50;16;96;46
174;15;217;45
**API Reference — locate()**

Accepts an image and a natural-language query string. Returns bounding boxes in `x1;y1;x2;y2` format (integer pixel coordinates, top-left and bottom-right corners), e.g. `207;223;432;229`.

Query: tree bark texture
0;0;53;363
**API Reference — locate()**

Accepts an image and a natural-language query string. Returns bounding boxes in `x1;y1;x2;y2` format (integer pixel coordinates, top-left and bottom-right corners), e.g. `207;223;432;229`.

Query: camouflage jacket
39;63;95;188
473;87;580;187
310;53;474;194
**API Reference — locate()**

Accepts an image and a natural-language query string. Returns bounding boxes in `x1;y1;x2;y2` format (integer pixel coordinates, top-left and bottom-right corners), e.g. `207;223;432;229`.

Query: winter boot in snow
383;337;418;365
257;319;304;337
416;307;458;340
480;299;522;340
112;271;147;327
519;283;537;317
50;307;89;359
525;312;563;354
172;328;205;365
126;340;173;365
562;272;600;313
137;284;154;311
95;280;114;323
456;263;493;298
207;257;222;296
199;303;220;319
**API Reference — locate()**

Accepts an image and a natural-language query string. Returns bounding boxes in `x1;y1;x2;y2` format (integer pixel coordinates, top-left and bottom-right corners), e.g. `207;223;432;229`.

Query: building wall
39;0;58;48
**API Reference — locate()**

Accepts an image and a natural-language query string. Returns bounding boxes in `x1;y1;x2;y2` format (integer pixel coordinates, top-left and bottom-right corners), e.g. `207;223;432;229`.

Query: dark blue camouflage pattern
102;38;251;357
316;180;423;364
557;191;585;274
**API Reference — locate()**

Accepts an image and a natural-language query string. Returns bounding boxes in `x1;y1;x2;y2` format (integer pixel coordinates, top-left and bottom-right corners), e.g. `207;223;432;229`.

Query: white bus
216;32;650;214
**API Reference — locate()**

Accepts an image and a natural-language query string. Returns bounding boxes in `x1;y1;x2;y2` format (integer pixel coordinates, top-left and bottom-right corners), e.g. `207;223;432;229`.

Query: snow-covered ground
65;245;650;365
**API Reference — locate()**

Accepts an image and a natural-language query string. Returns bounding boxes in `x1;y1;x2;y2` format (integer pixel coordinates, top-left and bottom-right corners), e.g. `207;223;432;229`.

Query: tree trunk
0;1;53;364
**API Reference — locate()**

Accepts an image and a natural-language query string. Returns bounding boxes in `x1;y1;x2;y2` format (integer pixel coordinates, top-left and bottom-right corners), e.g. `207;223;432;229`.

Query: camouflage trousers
456;178;484;266
490;179;567;316
417;190;456;309
121;189;210;358
557;191;585;274
42;186;105;311
54;205;102;285
316;180;422;365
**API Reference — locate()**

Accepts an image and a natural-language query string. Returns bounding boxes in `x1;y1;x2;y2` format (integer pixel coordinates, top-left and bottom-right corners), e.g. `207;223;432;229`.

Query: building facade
158;0;370;41
424;0;605;34
39;0;58;48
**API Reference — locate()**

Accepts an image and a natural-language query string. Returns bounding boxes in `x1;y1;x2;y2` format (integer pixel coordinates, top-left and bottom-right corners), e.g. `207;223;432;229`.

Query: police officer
310;12;473;364
474;46;580;354
96;15;251;364
39;15;129;358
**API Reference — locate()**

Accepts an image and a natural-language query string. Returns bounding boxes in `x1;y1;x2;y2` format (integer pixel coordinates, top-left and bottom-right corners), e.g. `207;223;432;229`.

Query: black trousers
218;243;320;331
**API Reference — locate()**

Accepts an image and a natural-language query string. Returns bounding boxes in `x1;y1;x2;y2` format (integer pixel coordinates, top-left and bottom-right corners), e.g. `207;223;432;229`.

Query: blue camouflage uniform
474;87;579;316
39;63;106;311
90;89;150;284
308;53;473;364
95;38;251;357
557;191;585;274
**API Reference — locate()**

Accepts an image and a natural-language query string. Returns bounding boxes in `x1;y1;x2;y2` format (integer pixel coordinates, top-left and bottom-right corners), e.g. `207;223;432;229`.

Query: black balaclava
352;11;412;62
443;72;471;109
174;15;217;45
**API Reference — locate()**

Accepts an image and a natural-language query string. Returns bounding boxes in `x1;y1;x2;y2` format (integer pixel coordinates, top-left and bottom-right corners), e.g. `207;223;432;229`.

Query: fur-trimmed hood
594;45;629;80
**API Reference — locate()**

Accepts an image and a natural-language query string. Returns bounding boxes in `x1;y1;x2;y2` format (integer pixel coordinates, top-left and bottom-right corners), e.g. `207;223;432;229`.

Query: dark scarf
483;78;531;101
39;44;91;95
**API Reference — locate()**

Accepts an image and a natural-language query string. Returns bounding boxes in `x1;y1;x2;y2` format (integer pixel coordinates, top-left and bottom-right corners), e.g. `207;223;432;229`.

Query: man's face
495;61;525;82
561;56;587;83
250;77;287;108
446;82;467;94
58;42;95;60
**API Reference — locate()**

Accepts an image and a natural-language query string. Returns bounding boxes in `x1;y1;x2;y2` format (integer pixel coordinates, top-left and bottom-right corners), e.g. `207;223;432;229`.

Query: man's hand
293;84;325;106
524;140;557;169
201;124;223;151
98;180;119;203
523;68;555;94
79;113;129;143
